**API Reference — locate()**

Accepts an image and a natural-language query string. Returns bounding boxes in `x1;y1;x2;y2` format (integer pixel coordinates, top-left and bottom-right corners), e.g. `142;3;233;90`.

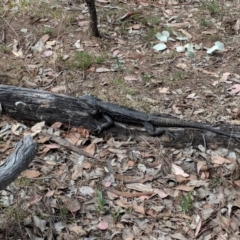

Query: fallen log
0;135;37;190
0;84;239;149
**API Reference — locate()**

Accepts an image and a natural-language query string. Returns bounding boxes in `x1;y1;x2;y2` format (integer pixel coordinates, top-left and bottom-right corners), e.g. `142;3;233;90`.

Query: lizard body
80;95;240;139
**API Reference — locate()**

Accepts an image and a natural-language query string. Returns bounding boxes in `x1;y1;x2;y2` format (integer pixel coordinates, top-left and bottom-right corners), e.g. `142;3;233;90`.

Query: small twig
1;17;19;40
41;132;99;160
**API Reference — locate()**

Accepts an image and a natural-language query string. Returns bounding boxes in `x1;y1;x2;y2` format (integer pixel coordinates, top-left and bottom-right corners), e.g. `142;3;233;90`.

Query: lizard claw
165;130;176;140
93;126;102;134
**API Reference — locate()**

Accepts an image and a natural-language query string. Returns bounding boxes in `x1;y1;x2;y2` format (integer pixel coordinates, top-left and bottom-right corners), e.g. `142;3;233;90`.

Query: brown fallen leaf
211;155;233;165
51;122;62;130
174;185;193;192
37;136;51;144
110;189;154;197
114;174;143;183
133;202;145;214
41;132;97;159
68;224;86;236
22;170;41;178
67;199;81;213
83;142;95;156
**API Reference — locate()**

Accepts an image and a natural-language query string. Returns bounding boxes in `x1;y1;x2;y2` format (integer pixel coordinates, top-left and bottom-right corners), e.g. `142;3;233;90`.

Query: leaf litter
1;0;240;239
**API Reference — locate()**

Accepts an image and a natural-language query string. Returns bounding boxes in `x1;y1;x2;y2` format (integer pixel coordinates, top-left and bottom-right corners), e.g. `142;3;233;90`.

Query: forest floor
1;0;240;239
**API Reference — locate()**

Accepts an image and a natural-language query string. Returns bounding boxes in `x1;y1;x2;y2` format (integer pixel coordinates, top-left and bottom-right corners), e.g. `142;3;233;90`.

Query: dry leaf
83;143;95;155
67;199;81;213
174;185;193;191
37;136;50;143
133;202;145;214
126;183;153;192
158;87;169;94
219;72;231;82
211;155;233;165
83;161;92;169
176;63;187;69
68;224;86;236
124;76;137;81
45;144;60;149
153;189;168;198
230;84;240;95
172;164;189;177
51;122;62;130
31;121;45;132
22;170;41;178
45;190;55;197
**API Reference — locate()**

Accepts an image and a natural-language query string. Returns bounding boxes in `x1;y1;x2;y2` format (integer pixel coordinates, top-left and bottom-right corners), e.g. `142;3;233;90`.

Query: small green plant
51;9;61;19
43;26;53;35
164;26;174;36
148;16;161;26
111;78;124;86
72;51;93;71
115;56;123;71
96;191;106;212
131;14;143;22
5;206;28;221
180;191;194;214
96;55;104;64
119;22;128;35
126;208;132;214
1;45;11;54
174;70;187;80
19;0;32;8
210;176;221;189
126;89;136;96
15;177;31;187
204;0;220;15
144;28;157;42
60;207;68;216
111;208;121;222
141;72;151;82
200;19;211;28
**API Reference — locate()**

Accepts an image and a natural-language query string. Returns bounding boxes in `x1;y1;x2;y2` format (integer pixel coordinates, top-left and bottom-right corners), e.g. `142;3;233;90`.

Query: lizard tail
159;118;240;139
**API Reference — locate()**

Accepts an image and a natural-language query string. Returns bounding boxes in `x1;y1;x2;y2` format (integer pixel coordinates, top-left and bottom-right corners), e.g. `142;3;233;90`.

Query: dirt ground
1;0;240;239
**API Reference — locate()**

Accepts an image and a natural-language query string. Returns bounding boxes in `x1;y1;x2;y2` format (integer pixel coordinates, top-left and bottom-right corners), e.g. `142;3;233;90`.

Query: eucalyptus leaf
185;44;194;52
168;37;176;41
185;44;194;57
194;43;202;50
176;46;185;52
162;31;170;37
153;43;167;51
172;30;178;36
156;31;170;42
185;51;195;58
176;36;188;41
207;41;224;54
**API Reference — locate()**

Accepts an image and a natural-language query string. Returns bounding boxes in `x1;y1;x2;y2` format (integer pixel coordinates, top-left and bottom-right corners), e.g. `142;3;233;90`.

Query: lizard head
79;95;99;107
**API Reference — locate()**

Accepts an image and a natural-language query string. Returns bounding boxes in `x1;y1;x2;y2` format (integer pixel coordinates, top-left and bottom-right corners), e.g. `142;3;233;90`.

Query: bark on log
0;84;240;149
0;135;37;190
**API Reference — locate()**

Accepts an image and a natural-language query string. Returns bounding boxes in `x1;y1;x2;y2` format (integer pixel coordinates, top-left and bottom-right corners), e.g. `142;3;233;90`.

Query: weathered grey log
0;135;37;190
0;84;240;149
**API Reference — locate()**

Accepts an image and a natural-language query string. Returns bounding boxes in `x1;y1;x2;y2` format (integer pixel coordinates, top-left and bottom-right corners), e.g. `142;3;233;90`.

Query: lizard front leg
94;114;114;133
144;122;175;139
85;107;113;133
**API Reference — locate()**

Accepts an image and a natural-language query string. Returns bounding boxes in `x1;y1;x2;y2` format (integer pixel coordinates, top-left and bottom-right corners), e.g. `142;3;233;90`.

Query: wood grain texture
0;135;37;190
0;85;240;149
